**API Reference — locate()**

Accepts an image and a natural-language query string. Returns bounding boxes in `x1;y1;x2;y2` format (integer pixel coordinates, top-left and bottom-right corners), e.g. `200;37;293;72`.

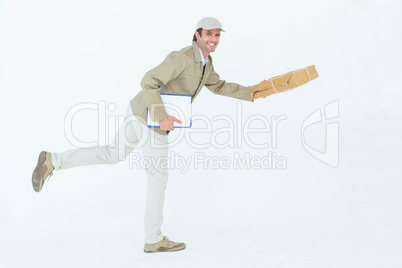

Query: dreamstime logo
301;100;339;167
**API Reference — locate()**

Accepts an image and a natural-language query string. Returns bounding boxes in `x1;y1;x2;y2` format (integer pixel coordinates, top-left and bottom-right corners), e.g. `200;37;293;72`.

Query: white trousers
51;105;169;244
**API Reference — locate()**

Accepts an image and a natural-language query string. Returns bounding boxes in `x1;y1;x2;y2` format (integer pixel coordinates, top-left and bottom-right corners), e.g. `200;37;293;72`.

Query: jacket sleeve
204;64;253;102
140;51;187;122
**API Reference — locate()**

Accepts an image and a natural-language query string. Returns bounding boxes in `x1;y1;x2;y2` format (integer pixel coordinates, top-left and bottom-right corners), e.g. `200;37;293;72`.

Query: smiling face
195;28;221;58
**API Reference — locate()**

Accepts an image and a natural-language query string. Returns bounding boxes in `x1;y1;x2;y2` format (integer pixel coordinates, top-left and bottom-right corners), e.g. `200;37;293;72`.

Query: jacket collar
192;41;202;64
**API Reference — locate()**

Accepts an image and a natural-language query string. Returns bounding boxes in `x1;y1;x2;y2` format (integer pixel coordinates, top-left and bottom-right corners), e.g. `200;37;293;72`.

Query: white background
1;0;401;267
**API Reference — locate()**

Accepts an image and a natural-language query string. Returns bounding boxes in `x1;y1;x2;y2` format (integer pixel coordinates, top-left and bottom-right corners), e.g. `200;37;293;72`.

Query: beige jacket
130;41;253;135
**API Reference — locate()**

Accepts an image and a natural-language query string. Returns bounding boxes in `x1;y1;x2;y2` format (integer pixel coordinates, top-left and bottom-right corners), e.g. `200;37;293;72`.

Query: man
32;17;254;253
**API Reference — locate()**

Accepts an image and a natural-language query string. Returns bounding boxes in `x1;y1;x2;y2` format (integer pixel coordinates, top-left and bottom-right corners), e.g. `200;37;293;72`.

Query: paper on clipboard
147;94;192;128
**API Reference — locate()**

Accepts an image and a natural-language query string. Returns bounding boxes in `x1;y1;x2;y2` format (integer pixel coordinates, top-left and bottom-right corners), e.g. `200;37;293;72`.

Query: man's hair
192;28;203;42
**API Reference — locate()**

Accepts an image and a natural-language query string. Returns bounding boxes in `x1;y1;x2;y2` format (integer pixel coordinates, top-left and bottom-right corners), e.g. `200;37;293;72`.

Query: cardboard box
249;65;318;99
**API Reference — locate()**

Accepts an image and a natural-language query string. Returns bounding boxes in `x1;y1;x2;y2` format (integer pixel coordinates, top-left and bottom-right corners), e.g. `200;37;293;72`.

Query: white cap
196;17;225;32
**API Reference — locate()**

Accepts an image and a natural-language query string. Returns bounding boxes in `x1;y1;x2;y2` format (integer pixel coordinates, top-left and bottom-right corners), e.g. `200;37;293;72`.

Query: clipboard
147;94;192;128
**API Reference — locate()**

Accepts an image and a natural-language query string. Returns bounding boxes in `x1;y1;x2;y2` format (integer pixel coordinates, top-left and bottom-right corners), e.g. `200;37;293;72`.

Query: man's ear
195;31;201;41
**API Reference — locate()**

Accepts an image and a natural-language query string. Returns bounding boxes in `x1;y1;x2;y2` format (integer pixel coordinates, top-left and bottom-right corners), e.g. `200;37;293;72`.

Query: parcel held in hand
249;65;318;99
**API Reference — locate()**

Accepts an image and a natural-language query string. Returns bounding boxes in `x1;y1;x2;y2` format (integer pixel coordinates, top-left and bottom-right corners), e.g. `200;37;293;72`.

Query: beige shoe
32;151;54;192
144;236;186;253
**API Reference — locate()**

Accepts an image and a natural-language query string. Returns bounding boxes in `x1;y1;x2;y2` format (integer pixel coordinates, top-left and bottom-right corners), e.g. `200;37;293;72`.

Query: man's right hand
159;116;182;131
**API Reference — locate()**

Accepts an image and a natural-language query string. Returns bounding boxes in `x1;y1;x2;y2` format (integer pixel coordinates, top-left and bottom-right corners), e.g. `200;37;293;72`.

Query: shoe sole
32;151;47;192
